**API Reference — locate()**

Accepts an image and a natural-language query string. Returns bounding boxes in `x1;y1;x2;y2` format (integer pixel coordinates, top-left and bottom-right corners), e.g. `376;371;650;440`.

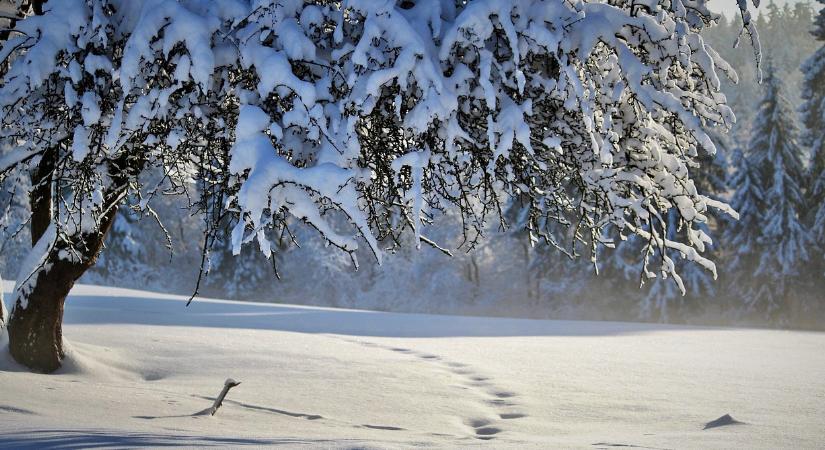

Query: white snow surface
0;283;823;449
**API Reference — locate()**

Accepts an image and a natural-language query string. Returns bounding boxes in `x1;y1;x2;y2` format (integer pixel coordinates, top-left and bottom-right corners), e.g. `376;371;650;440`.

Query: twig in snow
208;378;241;416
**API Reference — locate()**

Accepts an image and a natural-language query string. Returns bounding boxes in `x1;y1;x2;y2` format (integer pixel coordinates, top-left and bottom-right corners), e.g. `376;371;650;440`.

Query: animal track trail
345;339;530;441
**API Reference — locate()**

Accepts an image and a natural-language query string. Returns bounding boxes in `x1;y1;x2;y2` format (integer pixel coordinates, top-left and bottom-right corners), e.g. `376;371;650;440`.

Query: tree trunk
6;144;126;373
7;210;116;373
7;257;73;372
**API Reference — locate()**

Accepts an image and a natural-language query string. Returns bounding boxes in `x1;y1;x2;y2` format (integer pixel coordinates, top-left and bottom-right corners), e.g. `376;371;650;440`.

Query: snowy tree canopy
0;0;761;290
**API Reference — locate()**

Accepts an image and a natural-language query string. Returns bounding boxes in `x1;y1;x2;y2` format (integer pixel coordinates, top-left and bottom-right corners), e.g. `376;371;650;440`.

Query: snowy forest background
1;1;824;330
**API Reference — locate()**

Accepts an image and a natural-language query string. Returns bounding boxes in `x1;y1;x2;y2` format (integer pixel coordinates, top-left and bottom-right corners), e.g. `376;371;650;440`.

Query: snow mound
704;413;745;430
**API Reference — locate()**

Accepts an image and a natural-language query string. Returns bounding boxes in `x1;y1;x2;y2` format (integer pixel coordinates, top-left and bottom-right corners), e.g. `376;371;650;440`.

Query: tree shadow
0;429;346;448
133;395;325;422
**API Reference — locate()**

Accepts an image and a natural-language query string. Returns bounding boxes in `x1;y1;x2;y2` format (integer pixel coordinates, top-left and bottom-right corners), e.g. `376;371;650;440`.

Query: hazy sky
708;0;822;18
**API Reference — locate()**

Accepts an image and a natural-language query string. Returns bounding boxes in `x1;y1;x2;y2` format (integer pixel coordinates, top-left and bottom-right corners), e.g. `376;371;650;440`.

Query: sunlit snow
1;284;823;448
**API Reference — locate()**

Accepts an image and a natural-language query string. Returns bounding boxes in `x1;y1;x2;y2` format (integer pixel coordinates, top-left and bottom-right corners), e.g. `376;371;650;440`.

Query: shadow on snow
0;429;353;449
55;290;712;338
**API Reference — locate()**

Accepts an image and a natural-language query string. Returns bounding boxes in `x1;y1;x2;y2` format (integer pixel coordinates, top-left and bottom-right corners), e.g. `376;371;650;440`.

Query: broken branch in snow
208;378;241;416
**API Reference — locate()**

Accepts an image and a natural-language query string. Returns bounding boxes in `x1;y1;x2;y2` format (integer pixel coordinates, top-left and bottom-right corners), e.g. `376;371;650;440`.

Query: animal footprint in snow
475;426;502;436
465;418;502;439
486;398;517;407
491;390;517;399
465;418;492;428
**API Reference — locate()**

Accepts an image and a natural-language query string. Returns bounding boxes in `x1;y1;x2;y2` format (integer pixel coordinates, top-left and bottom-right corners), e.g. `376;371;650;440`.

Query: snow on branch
0;0;761;288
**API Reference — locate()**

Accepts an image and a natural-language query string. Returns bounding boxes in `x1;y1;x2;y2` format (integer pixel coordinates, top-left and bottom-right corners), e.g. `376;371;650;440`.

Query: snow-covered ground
1;284;823;449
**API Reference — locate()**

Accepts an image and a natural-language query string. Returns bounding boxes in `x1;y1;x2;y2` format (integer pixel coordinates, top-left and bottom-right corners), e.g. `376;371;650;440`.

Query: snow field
1;284;823;448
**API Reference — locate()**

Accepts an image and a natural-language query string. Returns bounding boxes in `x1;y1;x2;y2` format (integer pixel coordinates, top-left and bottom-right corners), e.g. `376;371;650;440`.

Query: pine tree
800;0;825;276
747;65;811;320
723;143;766;320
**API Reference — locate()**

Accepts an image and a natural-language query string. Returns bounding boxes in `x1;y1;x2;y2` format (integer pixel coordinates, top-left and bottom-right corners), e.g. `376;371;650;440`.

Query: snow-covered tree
639;210;683;322
0;0;759;371
641;131;730;322
723;144;765;307
800;0;825;278
746;65;811;320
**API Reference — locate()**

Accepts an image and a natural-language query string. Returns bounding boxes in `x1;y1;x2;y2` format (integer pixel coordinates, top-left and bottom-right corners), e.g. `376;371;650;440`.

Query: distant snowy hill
1;284;824;448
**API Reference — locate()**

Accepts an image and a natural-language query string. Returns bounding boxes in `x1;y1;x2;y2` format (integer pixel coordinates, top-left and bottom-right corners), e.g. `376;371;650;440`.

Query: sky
709;0;822;18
